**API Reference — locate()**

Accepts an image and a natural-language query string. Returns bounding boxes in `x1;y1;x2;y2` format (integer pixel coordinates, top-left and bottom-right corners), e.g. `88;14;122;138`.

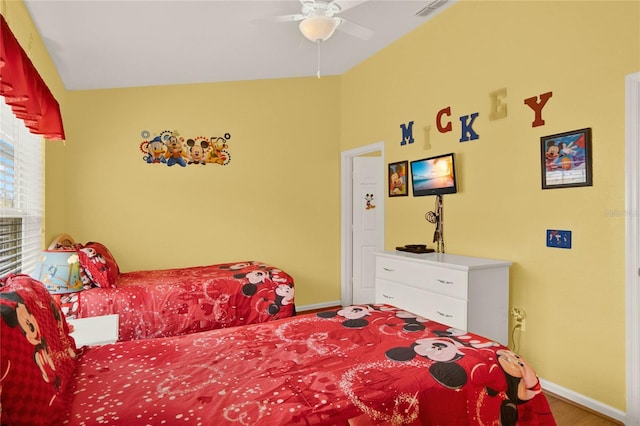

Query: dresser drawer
422;293;467;330
375;279;467;330
375;255;468;299
375;279;410;306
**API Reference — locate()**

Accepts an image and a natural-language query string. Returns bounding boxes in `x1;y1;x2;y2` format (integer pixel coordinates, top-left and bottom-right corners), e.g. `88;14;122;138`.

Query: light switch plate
547;230;572;249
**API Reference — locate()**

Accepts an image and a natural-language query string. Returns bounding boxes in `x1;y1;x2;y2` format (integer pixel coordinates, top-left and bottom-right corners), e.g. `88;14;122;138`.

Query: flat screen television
410;152;458;196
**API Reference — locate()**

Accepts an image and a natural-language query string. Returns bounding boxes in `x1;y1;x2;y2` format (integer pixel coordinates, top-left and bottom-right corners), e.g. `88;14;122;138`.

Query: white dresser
374;251;511;344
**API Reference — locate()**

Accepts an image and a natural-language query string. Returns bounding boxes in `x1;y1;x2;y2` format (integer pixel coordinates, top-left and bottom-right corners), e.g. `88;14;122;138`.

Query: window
0;99;43;276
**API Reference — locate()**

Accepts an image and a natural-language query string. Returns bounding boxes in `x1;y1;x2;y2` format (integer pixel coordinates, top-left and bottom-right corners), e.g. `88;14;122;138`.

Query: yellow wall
60;78;342;307
341;0;639;411
6;0;640;414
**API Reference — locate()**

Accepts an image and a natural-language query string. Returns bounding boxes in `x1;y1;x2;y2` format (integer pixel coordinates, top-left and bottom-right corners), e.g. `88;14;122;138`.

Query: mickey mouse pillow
0;274;78;425
77;241;120;288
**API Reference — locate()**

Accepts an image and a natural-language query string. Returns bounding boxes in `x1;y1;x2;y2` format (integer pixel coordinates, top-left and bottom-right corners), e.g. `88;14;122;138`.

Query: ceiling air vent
414;0;449;17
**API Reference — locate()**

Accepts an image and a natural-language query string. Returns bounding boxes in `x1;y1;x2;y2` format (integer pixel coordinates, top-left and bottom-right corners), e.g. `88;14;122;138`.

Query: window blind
0;99;43;276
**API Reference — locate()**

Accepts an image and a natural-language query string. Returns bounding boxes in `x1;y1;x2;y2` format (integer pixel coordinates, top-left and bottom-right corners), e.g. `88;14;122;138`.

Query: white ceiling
24;0;454;91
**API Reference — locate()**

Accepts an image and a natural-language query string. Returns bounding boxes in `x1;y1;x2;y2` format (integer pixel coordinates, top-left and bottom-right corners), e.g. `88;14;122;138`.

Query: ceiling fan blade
336;17;374;40
333;0;369;13
252;14;304;25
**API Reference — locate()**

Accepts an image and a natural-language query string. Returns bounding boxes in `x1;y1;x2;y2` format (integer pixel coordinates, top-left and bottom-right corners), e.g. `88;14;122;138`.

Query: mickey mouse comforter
58;261;295;341
64;304;556;425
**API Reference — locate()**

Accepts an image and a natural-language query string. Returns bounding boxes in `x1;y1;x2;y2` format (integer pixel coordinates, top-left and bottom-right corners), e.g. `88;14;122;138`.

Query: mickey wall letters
400;90;553;145
400;121;415;145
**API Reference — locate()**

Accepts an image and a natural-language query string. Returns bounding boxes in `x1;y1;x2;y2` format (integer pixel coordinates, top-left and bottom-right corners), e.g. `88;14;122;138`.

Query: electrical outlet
511;307;527;332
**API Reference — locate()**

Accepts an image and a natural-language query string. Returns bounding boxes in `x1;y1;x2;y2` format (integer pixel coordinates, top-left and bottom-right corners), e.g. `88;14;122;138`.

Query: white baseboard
296;300;341;313
540;378;626;424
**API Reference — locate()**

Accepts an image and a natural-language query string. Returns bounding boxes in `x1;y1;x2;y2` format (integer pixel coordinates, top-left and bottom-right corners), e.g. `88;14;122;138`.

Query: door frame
341;141;385;306
625;71;640;426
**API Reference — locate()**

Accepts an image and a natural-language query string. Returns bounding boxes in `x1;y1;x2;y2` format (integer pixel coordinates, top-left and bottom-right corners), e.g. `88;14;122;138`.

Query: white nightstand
68;314;119;347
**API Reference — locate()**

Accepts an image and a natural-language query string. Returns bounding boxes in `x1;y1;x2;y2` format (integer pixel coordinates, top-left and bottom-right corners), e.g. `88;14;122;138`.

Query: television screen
410;153;458;196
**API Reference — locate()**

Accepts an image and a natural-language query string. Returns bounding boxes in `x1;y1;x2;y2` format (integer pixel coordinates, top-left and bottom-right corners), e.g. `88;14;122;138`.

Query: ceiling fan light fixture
299;14;340;42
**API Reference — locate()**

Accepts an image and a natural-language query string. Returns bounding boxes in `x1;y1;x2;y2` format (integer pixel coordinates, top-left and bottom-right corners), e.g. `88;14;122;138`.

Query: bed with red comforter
44;237;295;341
1;274;556;426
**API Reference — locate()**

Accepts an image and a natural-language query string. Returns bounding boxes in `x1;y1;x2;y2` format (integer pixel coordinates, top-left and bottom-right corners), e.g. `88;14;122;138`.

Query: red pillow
77;242;120;288
0;274;78;425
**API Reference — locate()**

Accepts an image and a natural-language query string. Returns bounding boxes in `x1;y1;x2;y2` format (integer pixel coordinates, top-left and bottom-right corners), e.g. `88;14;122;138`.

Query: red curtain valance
0;14;65;140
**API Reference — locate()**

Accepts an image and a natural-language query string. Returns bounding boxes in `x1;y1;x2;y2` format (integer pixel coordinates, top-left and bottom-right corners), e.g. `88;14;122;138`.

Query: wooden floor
545;393;622;425
299;309;621;425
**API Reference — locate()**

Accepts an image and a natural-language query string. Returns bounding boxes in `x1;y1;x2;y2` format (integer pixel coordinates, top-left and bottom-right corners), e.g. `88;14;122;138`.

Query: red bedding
57;261;295;341
64;304;556;425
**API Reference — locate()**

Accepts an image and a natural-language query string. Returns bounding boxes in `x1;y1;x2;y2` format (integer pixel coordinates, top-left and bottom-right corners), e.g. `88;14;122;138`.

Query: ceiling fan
261;0;374;43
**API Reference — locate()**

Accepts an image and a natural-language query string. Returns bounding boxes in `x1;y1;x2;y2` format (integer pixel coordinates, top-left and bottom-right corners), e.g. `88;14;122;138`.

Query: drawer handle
383;267;395;272
381;293;395;300
436;311;453;318
436;278;454;285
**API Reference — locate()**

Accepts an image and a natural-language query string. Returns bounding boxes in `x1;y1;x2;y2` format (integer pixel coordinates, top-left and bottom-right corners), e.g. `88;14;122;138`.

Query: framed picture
540;128;592;189
388;161;408;197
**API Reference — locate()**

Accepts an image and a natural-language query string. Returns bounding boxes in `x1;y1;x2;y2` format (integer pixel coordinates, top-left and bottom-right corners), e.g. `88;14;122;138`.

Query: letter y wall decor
139;130;231;167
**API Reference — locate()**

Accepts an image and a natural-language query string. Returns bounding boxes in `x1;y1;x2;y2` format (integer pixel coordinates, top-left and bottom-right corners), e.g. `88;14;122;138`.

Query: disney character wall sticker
139;130;231;167
364;193;376;210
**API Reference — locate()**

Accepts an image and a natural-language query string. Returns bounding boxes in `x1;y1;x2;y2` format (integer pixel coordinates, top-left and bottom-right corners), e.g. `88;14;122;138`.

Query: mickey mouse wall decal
364;193;376;210
186;138;209;165
139;130;231;167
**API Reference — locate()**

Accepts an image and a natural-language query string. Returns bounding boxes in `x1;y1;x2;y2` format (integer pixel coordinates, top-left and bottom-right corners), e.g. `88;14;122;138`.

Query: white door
625;71;640;426
352;156;384;304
